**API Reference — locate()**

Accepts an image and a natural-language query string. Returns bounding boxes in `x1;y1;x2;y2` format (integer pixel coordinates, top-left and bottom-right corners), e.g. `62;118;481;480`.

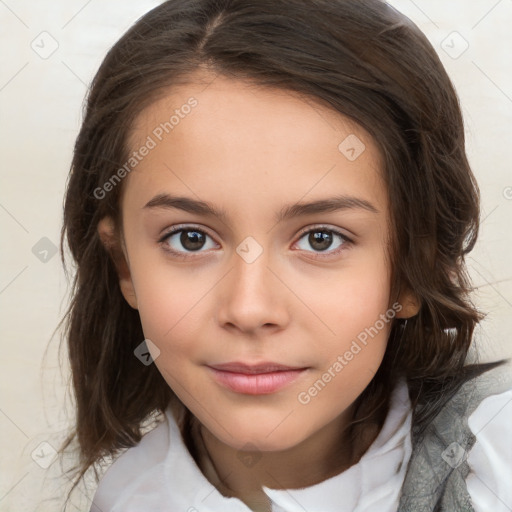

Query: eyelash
158;224;353;260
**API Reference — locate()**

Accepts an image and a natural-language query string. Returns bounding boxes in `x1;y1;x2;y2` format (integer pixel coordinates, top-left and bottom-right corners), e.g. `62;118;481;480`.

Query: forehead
123;72;388;221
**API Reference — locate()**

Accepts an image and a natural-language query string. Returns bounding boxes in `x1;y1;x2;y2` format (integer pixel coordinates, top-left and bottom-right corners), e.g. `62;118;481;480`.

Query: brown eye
177;230;206;251
308;230;334;252
294;226;352;257
159;226;218;258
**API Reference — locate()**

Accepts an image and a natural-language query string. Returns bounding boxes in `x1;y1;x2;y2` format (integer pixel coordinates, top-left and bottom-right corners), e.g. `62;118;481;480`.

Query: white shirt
91;378;512;512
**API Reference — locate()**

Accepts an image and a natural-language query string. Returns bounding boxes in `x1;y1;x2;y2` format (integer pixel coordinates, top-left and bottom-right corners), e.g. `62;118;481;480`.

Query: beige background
1;0;511;510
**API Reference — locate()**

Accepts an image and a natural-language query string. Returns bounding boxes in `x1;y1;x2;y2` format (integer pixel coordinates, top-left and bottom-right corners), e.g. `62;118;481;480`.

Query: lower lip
207;367;307;395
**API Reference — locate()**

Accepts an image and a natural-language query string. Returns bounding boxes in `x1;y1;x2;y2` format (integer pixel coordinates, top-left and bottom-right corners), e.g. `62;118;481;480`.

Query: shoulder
467;380;512;512
90;411;172;511
398;362;512;512
89;407;232;512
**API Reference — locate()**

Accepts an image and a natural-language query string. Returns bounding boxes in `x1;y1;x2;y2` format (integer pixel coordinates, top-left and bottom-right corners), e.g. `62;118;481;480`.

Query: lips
206;361;309;394
208;361;306;374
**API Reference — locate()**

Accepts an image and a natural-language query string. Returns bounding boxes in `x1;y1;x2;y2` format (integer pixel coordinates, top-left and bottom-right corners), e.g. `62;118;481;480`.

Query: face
101;72;414;453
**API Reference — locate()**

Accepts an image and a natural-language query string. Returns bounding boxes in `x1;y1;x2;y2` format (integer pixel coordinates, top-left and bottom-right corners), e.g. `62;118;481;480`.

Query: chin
212;422;310;453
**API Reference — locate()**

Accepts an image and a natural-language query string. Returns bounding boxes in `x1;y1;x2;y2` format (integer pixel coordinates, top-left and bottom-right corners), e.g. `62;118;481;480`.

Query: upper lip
208;362;307;374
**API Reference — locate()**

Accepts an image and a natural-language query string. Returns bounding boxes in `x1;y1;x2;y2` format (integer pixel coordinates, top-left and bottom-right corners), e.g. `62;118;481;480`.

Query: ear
97;216;138;309
395;287;420;319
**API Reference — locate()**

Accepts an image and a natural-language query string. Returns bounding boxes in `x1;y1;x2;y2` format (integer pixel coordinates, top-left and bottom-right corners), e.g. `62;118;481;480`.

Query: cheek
137;294;202;354
305;278;392;401
306;258;391;344
134;278;203;392
129;249;211;334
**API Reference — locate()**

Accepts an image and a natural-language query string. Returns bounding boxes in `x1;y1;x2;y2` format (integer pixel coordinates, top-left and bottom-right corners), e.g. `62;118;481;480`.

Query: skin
98;71;419;511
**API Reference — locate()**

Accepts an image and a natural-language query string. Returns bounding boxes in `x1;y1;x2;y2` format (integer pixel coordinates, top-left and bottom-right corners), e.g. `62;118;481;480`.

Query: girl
59;0;512;511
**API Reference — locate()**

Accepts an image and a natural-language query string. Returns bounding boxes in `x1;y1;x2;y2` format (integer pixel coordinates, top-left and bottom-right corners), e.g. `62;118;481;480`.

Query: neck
186;402;381;510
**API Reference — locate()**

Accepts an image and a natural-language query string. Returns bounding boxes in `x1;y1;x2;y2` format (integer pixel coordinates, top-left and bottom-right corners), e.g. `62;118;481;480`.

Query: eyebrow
143;193;379;223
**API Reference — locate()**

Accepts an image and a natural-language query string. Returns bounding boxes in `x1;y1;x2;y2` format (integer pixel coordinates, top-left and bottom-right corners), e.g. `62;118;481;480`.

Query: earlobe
97;216;138;310
396;288;420;319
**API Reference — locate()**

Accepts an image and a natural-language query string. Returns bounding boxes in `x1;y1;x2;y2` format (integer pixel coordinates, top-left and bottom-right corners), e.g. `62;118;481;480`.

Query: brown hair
58;0;506;506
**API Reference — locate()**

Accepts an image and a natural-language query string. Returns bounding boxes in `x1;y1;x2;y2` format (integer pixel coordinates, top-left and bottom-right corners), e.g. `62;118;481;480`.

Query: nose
216;246;290;336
